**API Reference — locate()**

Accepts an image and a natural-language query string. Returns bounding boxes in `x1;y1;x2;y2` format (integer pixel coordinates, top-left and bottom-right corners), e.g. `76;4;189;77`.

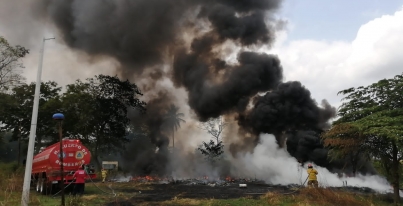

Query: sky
281;0;403;41
1;0;403;111
273;0;403;107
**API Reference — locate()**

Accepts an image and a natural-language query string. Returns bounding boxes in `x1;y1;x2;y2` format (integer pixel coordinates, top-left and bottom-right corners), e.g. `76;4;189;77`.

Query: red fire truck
31;138;96;194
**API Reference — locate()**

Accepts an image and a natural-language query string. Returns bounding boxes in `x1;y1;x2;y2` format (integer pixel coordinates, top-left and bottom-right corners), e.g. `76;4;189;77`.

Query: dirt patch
117;181;298;203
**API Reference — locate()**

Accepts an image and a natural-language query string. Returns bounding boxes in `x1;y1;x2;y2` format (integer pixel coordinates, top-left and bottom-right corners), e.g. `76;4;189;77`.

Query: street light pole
53;113;65;206
21;37;55;206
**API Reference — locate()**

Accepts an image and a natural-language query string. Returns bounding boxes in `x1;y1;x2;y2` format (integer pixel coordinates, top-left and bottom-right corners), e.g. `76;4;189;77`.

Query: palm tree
163;105;186;149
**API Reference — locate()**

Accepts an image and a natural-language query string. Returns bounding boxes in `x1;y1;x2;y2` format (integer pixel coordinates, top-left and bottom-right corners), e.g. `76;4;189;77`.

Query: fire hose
276;169;310;195
52;169;117;198
51;178;75;197
85;170;117;197
302;176;309;186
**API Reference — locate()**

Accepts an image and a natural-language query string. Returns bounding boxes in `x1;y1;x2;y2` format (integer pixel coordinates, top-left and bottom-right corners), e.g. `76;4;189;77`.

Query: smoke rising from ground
125;134;390;193
23;0;375;178
233;135;391;193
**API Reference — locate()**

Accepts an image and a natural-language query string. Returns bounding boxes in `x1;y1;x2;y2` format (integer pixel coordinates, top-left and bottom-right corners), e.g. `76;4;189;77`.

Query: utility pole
53;113;65;206
21;37;54;206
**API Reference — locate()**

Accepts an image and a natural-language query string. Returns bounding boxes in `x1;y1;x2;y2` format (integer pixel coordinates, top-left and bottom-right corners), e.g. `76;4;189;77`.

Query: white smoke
166;132;393;194
230;134;392;193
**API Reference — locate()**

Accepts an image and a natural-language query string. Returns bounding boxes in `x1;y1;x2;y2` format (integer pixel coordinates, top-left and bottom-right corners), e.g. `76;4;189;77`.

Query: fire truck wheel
41;180;51;195
50;183;58;195
36;179;41;193
39;180;44;194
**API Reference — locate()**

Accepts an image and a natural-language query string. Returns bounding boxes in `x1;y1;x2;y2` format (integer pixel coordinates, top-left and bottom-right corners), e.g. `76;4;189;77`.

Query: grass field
0;180;397;206
0;163;397;206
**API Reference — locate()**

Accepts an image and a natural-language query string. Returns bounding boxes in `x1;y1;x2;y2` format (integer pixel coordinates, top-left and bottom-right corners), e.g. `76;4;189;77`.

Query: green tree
61;80;97;142
62;75;146;167
163;104;185;149
0;81;62;161
325;73;403;204
0;36;29;91
322;123;369;176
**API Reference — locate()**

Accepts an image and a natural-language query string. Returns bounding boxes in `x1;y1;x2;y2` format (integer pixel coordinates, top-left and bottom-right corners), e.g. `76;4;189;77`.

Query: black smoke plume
33;0;281;74
30;0;367;175
237;82;337;166
286;130;376;175
126;92;172;175
173;50;283;120
239;81;336;135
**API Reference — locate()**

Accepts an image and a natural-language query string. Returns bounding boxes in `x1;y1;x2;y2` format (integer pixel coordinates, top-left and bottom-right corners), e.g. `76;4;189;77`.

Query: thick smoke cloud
173;50;283;120
286;130;376;175
237;81;338;169
127;92;172;175
33;0;283;115
33;0;200;73
286;130;329;165
33;0;281;74
240;81;336;135
29;0;369;176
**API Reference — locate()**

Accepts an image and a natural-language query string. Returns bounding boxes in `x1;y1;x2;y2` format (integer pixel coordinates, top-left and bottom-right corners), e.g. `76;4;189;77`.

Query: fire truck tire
50;183;58;195
36;179;41;193
41;180;52;195
39;180;44;194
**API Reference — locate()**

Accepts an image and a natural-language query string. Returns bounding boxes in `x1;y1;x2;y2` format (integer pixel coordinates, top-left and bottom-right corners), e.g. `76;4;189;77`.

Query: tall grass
0;162;43;206
293;187;372;206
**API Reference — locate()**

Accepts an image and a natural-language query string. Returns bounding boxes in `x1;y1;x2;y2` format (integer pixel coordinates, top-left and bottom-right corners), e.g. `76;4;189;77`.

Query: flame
225;176;236;182
130;175;171;182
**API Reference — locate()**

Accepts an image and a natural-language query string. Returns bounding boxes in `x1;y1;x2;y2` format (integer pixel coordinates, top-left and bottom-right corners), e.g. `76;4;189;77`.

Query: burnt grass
126;182;282;202
106;180;379;205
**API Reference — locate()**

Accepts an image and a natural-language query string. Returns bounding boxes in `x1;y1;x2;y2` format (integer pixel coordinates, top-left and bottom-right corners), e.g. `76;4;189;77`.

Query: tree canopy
323;73;403;204
0;36;29;91
61;75;146;167
0;74;147;169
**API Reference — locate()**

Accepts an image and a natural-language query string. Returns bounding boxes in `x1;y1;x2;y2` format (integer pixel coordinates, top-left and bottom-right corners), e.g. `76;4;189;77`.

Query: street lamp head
52;113;65;120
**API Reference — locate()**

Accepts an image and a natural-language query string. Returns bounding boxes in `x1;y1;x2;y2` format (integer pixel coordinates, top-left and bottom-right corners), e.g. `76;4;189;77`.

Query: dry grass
0;172;42;206
0;171;22;204
262;192;282;205
294;187;371;206
66;196;87;206
162;197;203;206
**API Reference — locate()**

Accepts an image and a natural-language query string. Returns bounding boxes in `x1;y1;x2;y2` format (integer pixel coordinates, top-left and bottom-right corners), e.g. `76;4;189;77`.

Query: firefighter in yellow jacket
101;168;108;183
307;163;318;188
